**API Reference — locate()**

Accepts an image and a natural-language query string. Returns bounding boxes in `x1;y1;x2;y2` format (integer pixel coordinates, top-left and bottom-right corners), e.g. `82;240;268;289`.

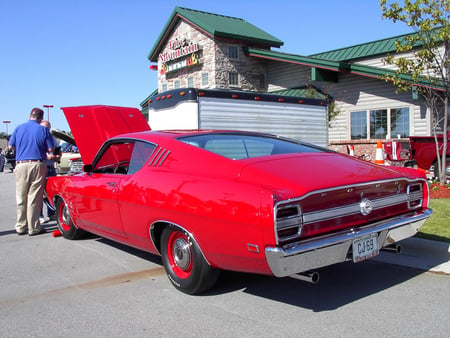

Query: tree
380;0;449;184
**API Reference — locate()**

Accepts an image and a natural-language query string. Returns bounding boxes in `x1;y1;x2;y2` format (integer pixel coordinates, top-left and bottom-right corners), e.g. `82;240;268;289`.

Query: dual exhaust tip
289;244;402;285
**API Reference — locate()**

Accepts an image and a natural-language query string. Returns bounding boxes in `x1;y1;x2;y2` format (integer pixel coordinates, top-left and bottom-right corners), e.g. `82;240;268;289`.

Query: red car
46;105;432;294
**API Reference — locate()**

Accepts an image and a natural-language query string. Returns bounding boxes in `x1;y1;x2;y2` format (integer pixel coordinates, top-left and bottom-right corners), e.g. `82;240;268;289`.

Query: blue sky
0;0;413;133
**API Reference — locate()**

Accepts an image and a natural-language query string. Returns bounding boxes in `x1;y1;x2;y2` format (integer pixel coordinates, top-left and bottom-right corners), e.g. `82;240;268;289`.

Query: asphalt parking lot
0;170;449;337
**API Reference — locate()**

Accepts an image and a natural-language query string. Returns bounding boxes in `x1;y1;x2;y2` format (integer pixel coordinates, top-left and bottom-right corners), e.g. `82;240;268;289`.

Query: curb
373;237;450;274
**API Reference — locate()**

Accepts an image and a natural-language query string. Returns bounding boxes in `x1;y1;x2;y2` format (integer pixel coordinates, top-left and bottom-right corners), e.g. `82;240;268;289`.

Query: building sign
159;37;200;74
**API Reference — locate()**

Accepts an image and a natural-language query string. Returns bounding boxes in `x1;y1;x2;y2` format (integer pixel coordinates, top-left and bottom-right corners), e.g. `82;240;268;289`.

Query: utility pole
43;105;54;122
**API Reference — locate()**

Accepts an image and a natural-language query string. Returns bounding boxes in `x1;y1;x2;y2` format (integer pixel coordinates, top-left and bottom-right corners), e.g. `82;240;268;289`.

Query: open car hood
61;105;150;164
52;130;76;146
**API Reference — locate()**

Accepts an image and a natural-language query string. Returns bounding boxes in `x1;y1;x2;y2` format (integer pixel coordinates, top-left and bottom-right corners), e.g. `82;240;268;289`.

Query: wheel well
150;222;210;265
53;195;62;208
150;221;172;254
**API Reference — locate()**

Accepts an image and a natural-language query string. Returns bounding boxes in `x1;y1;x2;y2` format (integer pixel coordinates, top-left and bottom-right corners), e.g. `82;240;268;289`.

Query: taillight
275;203;302;243
407;182;424;210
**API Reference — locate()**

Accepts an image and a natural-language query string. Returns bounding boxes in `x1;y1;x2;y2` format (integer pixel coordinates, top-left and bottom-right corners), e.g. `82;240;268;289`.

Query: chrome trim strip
148;147;163;166
157;150;171;166
303;193;415;224
275;178;426;206
273;178;428;244
153;149;167;166
265;209;432;277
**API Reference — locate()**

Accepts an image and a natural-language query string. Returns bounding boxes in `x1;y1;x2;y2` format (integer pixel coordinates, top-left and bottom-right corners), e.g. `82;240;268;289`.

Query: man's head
40;120;51;130
30;108;44;122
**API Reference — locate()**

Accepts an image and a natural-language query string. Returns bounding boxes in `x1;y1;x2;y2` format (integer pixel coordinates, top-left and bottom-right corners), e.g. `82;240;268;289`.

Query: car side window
128;141;156;174
94;141;155;175
94;142;134;174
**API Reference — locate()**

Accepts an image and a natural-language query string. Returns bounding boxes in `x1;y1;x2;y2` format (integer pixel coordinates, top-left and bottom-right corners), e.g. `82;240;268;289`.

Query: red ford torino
46;105;432;294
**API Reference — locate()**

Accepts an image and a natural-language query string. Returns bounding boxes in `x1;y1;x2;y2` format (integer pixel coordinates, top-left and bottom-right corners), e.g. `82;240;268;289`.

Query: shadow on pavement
89;235;430;311
212;260;425;311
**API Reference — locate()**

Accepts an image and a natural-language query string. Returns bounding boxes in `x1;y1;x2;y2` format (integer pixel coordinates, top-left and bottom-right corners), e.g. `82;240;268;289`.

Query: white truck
146;88;329;147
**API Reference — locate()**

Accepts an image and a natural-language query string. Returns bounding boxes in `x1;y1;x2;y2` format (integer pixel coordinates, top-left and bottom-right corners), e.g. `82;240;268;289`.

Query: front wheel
160;226;220;294
56;198;85;240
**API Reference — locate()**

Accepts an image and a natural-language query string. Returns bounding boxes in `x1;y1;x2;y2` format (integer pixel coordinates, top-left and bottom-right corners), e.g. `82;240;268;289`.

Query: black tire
160;225;220;294
56;198;85;240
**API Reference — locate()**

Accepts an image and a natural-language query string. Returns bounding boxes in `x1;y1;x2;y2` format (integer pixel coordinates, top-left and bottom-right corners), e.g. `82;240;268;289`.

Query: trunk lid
238;152;412;197
238;153;426;242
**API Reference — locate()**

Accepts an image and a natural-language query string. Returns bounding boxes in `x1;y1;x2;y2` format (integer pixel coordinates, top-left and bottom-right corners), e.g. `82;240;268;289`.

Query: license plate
352;234;379;263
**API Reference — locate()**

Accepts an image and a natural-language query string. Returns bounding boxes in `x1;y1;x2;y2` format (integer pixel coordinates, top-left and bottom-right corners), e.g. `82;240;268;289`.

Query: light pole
2;120;10;135
43;105;54;122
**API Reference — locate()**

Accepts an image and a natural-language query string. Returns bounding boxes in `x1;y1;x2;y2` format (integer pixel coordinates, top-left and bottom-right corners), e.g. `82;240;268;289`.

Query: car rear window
178;133;326;160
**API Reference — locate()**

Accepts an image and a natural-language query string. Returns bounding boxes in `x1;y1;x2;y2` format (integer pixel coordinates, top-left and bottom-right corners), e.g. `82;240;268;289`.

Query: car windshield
60;142;78;153
178;133;327;160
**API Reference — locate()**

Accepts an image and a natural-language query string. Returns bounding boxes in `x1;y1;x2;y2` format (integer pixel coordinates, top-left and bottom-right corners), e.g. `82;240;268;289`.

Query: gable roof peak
148;6;283;62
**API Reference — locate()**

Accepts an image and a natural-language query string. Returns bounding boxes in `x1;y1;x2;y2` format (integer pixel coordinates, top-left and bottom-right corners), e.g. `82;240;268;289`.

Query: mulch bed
429;183;450;199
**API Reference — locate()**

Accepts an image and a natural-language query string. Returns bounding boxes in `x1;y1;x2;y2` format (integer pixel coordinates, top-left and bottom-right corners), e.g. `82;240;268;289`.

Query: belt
16;160;45;163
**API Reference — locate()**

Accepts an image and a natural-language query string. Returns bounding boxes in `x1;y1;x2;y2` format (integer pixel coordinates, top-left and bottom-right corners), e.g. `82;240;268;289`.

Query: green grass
416;199;450;242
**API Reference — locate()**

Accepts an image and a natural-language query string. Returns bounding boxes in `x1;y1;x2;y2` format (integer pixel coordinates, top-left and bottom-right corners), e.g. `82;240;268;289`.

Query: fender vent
148;147;171;167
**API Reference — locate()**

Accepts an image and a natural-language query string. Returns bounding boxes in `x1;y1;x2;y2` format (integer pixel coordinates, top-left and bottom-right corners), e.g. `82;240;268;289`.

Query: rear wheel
160;225;220;294
56;198;85;240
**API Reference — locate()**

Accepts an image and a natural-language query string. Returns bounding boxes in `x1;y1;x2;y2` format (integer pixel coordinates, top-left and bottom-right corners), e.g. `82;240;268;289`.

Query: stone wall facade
157;20;267;92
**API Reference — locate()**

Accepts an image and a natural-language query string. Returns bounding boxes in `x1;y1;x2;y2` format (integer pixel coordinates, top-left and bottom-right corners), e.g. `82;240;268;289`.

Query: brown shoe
28;229;46;236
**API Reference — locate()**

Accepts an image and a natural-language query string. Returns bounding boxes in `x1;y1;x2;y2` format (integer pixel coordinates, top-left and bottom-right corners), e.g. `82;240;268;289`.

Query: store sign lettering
159;37;200;74
159;38;199;63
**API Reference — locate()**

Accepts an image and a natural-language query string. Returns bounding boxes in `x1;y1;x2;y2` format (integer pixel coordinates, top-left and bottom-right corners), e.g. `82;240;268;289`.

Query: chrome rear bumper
265;209;432;277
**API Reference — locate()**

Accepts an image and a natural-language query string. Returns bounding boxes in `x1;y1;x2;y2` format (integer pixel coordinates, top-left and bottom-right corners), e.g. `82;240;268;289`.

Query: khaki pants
14;162;47;235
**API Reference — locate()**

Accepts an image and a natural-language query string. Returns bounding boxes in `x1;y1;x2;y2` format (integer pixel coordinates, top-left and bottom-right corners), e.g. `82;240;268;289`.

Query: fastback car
46;105;432;294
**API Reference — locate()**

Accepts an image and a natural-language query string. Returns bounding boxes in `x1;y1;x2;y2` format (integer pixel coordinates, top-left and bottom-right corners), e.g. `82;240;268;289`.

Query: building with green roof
143;6;446;158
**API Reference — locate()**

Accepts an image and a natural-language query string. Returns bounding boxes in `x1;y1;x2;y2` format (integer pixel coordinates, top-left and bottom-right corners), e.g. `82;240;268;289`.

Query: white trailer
147;88;328;147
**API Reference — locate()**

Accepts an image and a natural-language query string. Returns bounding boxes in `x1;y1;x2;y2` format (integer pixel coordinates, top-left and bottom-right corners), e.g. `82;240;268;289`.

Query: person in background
0;147;4;172
40;120;59;223
8;108;55;236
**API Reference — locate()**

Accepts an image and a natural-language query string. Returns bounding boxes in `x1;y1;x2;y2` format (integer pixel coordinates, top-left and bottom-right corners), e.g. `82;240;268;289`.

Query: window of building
162;83;167;92
370;109;388;139
229;72;239;86
391;107;410;138
259;73;266;90
350;111;367;140
201;73;209;87
228;45;239;59
174;79;181;89
187;76;194;88
350;107;410;140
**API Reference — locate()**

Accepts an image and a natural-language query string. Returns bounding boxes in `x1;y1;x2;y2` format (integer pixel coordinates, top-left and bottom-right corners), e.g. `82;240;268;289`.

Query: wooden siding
265;60;431;143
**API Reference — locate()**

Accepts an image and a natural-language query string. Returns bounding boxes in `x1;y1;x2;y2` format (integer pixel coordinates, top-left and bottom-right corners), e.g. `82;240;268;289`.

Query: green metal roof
311;31;424;61
271;86;331;100
245;47;443;90
148;7;283;62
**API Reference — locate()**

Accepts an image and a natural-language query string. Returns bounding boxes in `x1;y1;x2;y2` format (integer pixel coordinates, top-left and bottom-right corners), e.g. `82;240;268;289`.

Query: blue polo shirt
9;120;55;161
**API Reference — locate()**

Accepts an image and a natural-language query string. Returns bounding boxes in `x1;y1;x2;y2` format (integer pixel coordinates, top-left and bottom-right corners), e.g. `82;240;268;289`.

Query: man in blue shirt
8;108;55;236
40;120;59;223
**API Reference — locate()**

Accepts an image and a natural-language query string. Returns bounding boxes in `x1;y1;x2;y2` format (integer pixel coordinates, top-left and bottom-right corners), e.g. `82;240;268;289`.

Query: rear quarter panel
118;164;276;275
